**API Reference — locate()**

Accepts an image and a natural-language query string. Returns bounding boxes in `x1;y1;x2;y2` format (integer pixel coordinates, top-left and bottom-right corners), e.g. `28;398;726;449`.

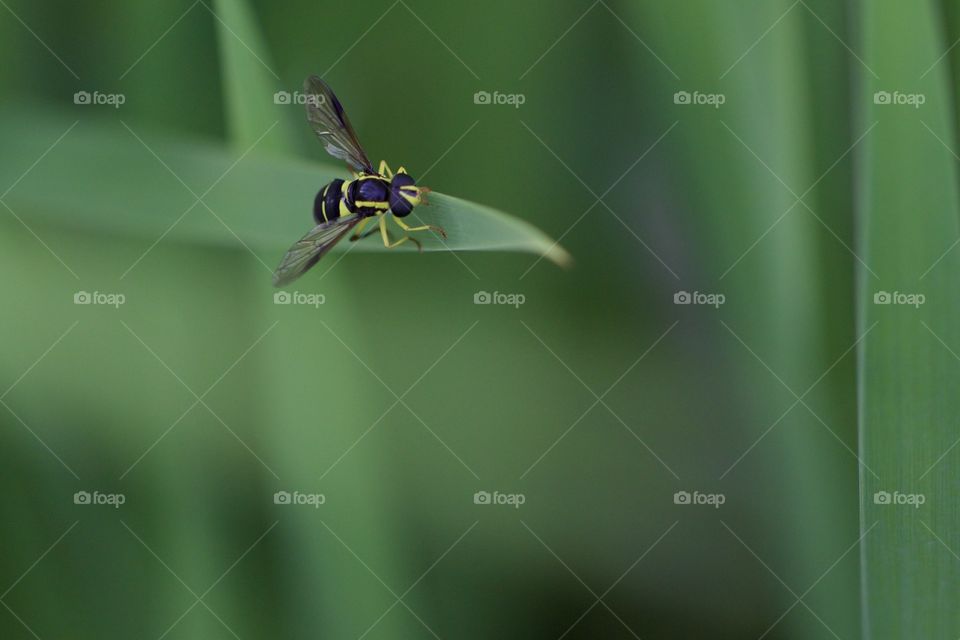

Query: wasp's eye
390;189;415;217
389;173;418;217
390;172;415;189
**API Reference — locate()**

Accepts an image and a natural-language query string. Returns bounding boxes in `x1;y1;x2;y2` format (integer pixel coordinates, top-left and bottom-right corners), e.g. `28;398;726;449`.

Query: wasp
272;76;445;287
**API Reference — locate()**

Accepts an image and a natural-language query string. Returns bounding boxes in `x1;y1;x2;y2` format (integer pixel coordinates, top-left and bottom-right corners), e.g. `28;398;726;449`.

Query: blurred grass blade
859;0;960;636
208;2;443;636
630;1;860;637
0;105;569;265
212;0;298;153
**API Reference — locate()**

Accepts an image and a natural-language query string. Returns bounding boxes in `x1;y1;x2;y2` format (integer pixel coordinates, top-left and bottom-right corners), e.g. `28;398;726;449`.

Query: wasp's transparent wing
303;75;374;173
272;214;362;287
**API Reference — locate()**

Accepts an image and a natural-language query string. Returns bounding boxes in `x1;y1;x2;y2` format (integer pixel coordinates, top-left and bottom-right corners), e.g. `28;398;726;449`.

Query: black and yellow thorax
313;174;391;224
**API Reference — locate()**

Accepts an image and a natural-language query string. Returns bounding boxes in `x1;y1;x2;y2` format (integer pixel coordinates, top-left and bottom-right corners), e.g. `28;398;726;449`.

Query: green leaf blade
211;0;298;154
0;105;569;266
858;0;960;636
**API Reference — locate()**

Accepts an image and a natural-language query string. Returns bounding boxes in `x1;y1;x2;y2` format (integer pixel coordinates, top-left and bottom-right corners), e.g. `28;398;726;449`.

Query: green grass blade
0;105;569;266
629;1;860;636
211;0;297;153
859;0;960;636
208;3;427;636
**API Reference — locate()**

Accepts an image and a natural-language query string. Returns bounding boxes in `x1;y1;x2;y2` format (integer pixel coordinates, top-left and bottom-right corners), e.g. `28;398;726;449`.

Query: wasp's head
388;168;428;217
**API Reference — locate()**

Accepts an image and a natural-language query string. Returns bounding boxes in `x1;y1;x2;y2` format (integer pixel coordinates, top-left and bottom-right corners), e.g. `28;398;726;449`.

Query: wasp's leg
378;160;394;179
392;215;447;239
380;215;422;251
350;226;380;242
349;216;374;242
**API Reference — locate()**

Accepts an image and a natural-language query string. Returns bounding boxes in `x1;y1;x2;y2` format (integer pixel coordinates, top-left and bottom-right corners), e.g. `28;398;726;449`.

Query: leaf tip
545;244;574;269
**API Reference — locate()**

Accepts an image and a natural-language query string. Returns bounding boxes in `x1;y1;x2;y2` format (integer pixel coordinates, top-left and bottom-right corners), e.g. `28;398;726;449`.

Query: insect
272;75;445;287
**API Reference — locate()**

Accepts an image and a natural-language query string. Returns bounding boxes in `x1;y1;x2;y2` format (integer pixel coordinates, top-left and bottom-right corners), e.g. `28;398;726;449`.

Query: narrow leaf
859;1;960;636
0;105;569;266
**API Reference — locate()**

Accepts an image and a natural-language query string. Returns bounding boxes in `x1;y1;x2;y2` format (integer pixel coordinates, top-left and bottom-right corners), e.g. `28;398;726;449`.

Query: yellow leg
349;217;373;242
378;160;393;178
393;216;447;239
380;215;421;251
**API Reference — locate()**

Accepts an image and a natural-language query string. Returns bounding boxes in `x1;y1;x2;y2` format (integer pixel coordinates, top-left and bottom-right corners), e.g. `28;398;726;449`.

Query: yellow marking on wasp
334;175;392;217
396;185;424;208
328;164;428;224
319;184;329;222
393;216;443;236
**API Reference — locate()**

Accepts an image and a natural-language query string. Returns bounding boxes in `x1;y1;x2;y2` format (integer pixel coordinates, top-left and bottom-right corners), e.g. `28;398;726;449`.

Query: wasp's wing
303;75;374;173
272;215;362;287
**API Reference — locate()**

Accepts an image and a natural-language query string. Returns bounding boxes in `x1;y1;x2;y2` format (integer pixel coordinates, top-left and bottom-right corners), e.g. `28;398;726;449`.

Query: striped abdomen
313;176;391;224
313;178;345;224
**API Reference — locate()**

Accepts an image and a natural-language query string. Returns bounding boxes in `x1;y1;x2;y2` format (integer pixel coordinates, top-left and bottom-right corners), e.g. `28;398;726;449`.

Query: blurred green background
2;0;959;638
